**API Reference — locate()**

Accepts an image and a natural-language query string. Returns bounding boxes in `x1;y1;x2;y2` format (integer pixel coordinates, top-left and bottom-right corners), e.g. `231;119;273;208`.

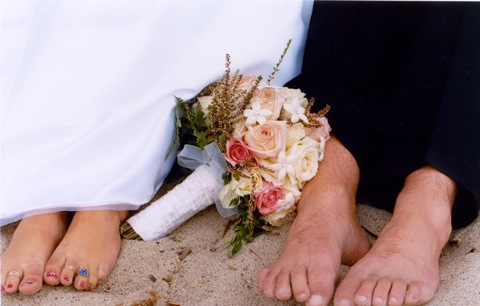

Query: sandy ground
1;202;479;306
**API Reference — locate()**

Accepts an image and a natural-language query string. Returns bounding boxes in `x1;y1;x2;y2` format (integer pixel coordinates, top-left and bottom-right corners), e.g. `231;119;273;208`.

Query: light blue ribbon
177;143;238;217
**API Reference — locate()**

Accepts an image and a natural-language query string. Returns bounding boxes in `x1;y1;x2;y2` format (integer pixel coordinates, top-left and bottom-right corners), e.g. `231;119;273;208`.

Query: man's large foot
257;137;371;305
1;213;67;295
334;166;456;306
43;210;128;291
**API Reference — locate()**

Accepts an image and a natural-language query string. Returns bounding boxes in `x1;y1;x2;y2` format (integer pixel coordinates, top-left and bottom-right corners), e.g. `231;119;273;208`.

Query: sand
1;202;479;306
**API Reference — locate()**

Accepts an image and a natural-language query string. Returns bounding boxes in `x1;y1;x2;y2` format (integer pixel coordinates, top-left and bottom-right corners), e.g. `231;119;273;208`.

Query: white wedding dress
0;0;313;225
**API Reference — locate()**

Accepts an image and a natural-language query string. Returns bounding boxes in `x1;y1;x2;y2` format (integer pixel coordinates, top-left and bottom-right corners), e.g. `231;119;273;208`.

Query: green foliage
227;196;265;258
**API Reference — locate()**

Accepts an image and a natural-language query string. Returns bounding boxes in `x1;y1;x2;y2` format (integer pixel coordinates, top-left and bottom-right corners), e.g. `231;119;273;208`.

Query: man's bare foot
334;166;456;306
257;137;371;305
43;210;128;291
1;212;67;295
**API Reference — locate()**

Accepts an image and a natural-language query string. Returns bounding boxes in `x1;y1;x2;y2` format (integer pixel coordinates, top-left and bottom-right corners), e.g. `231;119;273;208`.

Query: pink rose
251;87;284;120
224;137;252;166
244;120;287;159
256;182;283;215
305;117;331;142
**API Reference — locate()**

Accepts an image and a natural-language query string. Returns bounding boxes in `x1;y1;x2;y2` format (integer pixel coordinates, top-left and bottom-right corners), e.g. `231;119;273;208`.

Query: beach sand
1;201;479;306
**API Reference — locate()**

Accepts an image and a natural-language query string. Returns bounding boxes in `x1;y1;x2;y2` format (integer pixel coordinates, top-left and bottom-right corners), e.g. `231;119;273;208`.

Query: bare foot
43;210;128;291
334;166;456;306
257;137;371;305
1;212;67;295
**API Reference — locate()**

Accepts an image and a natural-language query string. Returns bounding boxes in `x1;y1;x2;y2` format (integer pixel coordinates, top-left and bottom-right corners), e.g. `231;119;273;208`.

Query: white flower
286;122;306;148
270;150;296;182
283;96;309;124
233;170;263;197
219;181;240;208
244;101;273;125
264;192;296;226
287;137;320;188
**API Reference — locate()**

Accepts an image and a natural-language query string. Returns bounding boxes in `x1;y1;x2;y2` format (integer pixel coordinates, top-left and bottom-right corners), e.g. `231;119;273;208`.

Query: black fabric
286;1;480;228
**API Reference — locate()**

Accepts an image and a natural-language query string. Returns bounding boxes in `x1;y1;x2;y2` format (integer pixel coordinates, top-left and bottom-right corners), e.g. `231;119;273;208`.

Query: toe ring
8;271;21;277
79;269;88;277
66;265;75;271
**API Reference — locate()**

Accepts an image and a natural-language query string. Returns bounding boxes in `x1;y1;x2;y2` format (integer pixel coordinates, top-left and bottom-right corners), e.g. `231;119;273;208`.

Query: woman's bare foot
1;212;67;295
334;166;456;306
43;210;128;291
257;137;371;305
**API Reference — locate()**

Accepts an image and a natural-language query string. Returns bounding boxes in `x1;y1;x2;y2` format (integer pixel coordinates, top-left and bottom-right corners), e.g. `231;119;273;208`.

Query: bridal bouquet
121;41;331;256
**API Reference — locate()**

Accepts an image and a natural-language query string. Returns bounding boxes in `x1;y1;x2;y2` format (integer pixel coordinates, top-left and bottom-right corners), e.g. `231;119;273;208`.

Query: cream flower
233;170;263;197
286;122;306;148
287;137;320;188
264;192;296;226
219;181;240;209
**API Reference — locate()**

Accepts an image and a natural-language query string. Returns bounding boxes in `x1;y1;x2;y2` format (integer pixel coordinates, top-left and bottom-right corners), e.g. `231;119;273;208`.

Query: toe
18;264;44;295
258;267;278;299
404;282;436;306
59;263;76;285
372;278;392;306
43;251;66;285
387;279;406;306
73;266;90;291
306;259;338;306
274;270;292;300
4;270;23;293
290;265;309;302
334;268;365;306
354;276;377;306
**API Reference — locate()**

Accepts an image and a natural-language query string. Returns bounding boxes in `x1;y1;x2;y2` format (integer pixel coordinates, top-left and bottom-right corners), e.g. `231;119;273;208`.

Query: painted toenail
64;276;70;282
24;280;35;285
307;294;325;306
79;281;85;289
6;284;13;289
86;284;93;291
1;285;5;292
337;299;351;306
46;271;57;278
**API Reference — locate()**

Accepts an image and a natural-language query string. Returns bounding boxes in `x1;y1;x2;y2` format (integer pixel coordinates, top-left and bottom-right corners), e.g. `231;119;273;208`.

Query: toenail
337;299;352;306
355;295;367;303
373;297;385;305
86;284;93;291
1;285;4;292
297;292;308;301
46;271;57;278
64;276;70;282
307;294;325;306
264;289;274;297
24;280;35;285
79;281;85;289
389;297;399;305
6;284;13;289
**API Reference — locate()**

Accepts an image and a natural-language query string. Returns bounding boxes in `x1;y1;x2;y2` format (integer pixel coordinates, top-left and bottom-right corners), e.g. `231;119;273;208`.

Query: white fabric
0;0;313;225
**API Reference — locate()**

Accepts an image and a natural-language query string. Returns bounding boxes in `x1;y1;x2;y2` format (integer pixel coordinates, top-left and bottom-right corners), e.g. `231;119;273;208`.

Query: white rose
264;192;296;226
219;181;240;208
233;170;263;196
278;87;308;108
286;122;306;148
287;137;320;188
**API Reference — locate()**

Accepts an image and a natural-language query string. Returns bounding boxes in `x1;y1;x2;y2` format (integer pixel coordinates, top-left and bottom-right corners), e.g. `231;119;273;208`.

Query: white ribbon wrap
126;143;237;241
